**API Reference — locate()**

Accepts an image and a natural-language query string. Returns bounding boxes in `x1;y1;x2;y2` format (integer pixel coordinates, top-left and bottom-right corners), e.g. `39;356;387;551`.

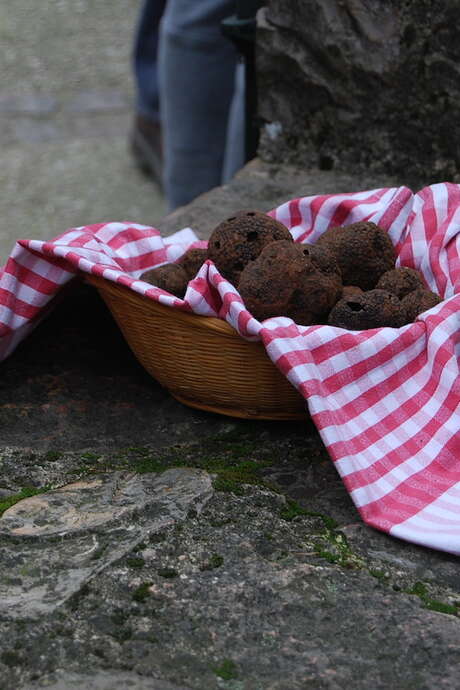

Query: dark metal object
222;1;265;163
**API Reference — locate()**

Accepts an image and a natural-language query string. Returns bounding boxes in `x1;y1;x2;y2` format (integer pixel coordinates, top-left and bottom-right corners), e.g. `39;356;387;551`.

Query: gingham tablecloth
1;183;460;556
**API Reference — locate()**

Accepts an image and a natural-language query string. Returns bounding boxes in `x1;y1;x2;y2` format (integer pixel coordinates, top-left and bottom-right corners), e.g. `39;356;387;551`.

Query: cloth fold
1;183;460;555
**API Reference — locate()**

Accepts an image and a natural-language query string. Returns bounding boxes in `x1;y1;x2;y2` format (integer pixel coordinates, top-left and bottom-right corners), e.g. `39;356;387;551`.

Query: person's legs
158;0;245;211
131;0;167;185
133;0;167;123
222;60;245;184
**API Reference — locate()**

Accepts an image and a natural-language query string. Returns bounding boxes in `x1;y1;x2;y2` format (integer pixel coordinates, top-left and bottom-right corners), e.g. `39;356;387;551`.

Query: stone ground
1;257;460;690
1;1;460;689
2;158;460;689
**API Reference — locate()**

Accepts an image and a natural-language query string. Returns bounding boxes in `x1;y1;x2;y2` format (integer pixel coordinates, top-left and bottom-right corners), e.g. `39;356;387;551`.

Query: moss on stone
200;554;224;571
126;557;145;569
132;582;153;602
279;499;363;569
44;450;62;462
313;528;365;569
406;582;458;616
0;486;51;517
280;499;338;529
212;658;238;680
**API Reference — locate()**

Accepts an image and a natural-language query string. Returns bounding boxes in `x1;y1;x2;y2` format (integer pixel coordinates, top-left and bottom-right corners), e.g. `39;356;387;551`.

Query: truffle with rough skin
316;221;396;290
341;285;363;299
376;267;425;299
177;247;208;279
207;209;292;285
140;263;189;298
328;289;406;330
401;288;442;322
238;240;342;325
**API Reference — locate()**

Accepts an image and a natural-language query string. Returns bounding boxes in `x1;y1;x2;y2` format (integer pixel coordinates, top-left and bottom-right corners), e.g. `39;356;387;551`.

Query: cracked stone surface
0;469;212;619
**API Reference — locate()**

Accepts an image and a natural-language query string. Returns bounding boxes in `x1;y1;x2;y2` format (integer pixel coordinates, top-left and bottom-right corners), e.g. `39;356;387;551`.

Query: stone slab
1;482;459;690
0;469;212;619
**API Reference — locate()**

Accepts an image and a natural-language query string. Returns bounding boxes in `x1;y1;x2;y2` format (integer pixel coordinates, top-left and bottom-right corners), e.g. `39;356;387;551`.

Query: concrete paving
0;0;166;266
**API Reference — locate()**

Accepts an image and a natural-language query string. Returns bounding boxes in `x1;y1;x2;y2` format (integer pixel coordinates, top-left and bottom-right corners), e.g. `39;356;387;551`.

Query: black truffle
207;210;292;285
376;267;425;299
140;263;189;298
341;285;363;299
316;221;396;290
401;288;442;322
238;240;342;325
328;289;406;330
177;247;208;280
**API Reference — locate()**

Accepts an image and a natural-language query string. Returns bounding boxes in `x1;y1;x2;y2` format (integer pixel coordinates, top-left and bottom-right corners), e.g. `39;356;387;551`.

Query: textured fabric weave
1;183;460;555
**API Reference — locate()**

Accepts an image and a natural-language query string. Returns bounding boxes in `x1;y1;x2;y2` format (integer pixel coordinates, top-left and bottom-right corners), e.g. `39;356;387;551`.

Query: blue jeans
133;0;245;211
133;0;167;123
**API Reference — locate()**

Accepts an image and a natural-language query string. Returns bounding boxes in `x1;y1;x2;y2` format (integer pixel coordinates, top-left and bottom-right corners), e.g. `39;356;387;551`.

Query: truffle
316;221;396;290
328;289;406;330
207;209;292;285
376;267;425;299
341;285;363;299
140;263;189;298
238;240;342;325
401;288;442;322
177;247;208;280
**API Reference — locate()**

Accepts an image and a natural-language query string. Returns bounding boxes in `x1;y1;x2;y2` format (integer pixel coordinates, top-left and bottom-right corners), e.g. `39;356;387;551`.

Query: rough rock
0;469;212;619
257;1;460;187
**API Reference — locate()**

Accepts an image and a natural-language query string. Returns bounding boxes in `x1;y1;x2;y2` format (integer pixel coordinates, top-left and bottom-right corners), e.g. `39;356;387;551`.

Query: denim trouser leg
222;60;245;184
158;0;245;210
133;0;167;123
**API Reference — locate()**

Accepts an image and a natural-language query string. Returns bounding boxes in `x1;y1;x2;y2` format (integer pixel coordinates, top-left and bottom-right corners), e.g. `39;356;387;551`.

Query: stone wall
256;0;460;188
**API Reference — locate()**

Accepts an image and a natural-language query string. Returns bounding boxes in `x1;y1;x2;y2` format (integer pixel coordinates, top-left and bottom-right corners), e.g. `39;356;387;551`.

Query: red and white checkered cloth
2;183;460;555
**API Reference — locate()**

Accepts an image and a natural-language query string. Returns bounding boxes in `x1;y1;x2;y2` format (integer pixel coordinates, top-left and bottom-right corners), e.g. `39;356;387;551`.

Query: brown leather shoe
130;114;163;189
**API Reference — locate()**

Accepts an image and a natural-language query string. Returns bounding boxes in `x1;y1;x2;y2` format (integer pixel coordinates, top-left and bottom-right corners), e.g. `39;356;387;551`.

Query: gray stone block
257;0;460;187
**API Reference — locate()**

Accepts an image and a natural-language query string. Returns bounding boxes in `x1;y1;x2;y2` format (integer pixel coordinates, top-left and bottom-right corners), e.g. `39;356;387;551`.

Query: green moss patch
0;486;51;517
406;582;458;616
132;582;153;602
200;554;224;571
44;450;62;462
212;658;239;680
279;499;363;569
126;556;145;569
99;434;279;496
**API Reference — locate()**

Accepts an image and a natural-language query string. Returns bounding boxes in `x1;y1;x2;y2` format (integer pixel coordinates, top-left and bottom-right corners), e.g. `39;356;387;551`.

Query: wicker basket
85;274;307;420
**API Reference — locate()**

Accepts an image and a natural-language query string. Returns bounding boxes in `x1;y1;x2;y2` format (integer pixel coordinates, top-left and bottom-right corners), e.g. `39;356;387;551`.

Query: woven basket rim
85;273;244;339
84;271;307;420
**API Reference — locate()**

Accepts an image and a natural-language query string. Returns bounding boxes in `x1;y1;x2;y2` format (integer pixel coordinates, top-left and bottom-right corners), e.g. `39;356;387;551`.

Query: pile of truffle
140;210;442;330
